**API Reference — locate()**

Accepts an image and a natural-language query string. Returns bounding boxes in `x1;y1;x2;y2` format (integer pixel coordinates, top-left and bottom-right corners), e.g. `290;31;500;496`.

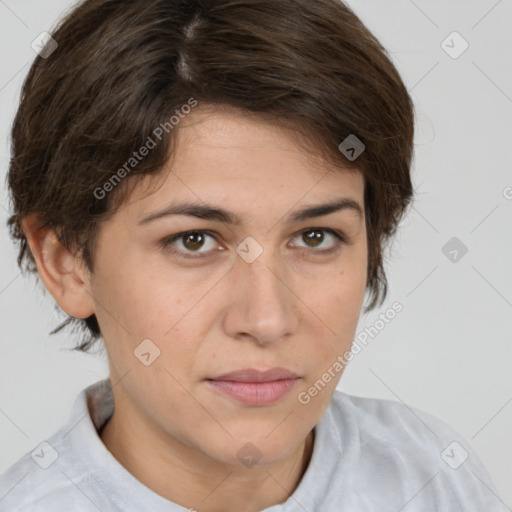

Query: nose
222;249;299;345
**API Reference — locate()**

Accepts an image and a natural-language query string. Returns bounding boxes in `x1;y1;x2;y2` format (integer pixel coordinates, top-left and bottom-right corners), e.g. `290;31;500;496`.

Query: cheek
89;254;175;344
325;262;366;315
305;266;365;354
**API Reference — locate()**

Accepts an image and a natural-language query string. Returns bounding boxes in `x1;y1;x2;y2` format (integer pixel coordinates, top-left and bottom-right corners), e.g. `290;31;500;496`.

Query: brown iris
302;229;324;247
182;231;206;251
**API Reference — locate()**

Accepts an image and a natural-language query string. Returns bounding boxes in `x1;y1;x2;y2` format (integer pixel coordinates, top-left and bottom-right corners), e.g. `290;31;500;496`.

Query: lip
205;379;300;406
208;367;300;382
205;367;301;406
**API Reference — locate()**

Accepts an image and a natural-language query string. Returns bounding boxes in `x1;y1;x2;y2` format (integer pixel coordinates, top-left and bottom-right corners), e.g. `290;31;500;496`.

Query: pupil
304;230;323;247
184;232;204;251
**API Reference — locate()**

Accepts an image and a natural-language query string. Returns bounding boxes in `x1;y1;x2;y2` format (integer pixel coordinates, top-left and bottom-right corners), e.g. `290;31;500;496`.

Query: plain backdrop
1;0;511;506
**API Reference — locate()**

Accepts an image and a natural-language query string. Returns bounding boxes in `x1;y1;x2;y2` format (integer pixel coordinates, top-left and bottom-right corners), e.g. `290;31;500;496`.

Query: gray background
1;0;511;506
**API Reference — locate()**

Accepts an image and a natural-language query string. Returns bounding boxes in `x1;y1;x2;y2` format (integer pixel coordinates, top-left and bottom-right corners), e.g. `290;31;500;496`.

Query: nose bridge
236;234;284;292
226;239;298;344
245;252;285;303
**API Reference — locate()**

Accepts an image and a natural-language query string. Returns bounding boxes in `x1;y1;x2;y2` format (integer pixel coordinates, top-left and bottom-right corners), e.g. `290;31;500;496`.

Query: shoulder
329;389;477;462
326;390;507;511
0;434;103;512
331;390;458;443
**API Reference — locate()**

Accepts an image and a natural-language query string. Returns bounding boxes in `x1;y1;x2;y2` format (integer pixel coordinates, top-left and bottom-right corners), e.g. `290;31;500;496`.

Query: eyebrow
137;197;363;226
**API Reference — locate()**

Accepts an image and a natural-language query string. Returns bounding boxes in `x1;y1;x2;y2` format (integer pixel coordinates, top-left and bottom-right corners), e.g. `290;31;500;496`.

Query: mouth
205;367;301;406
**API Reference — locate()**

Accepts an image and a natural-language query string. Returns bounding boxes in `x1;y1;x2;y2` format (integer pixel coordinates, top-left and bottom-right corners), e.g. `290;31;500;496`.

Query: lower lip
206;378;300;406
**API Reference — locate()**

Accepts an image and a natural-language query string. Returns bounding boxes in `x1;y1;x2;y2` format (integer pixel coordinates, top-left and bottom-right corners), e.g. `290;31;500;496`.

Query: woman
1;0;506;510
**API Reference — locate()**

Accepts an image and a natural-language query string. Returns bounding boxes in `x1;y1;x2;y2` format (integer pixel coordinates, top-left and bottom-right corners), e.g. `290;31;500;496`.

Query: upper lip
207;367;300;382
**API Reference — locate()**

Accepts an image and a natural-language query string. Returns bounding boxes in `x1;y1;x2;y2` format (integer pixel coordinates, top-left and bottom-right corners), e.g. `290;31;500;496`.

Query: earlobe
21;214;95;319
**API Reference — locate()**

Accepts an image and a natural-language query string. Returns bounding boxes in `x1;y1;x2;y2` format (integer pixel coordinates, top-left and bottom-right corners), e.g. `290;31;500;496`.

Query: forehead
124;106;365;217
171;105;350;173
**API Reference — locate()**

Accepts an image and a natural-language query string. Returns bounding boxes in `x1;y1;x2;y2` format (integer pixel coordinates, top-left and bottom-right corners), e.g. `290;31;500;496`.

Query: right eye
160;230;221;259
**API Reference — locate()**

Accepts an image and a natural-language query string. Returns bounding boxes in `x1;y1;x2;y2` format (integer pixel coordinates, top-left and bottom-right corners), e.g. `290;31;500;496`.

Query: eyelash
160;228;348;260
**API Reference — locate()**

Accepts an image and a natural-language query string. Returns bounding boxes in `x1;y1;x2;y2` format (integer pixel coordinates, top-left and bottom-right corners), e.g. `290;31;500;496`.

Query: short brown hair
6;0;415;352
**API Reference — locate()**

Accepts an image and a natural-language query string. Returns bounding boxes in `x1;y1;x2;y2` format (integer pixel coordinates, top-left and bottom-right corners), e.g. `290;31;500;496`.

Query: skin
22;106;368;512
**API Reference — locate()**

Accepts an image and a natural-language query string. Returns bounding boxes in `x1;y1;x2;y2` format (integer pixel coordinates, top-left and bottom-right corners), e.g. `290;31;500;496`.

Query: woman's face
88;106;367;468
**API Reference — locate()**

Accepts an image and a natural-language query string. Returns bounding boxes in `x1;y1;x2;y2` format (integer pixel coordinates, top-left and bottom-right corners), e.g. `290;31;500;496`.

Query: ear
21;214;95;319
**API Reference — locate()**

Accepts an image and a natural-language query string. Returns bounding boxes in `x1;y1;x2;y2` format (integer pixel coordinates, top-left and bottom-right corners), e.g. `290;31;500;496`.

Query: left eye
161;228;346;259
290;228;346;253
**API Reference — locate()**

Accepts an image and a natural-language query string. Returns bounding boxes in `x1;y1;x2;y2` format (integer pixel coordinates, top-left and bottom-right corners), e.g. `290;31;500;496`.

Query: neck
100;409;315;512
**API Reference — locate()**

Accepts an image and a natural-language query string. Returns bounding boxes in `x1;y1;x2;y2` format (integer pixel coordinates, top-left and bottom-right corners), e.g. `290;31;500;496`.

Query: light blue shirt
0;378;507;511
